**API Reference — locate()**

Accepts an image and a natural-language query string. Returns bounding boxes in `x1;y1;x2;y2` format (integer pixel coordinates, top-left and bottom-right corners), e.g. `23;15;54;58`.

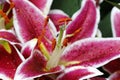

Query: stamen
58;17;72;25
0;10;10;23
39;42;50;60
72;27;82;36
52;38;56;51
44;16;49;27
38;16;49;45
10;2;14;9
61;61;80;66
62;38;68;47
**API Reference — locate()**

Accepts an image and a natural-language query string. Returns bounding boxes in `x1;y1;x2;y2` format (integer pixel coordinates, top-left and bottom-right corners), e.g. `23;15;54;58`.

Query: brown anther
58;17;72;24
52;38;56;50
0;10;10;23
10;2;15;9
62;38;68;47
44;16;49;27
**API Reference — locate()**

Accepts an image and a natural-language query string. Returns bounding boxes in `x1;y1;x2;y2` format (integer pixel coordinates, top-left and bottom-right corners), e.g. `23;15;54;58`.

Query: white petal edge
43;0;53;15
13;0;57;43
57;66;103;80
67;0;100;38
61;38;120;68
111;7;120;37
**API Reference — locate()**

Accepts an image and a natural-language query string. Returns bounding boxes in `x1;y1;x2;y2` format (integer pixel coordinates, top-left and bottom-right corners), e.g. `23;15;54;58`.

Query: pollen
52;38;56;50
62;38;68;47
10;2;14;9
58;17;72;25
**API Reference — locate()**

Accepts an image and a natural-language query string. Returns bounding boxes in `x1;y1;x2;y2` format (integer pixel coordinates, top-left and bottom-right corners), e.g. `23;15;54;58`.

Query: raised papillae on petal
0;39;23;80
60;38;120;68
111;7;120;37
66;0;99;43
57;66;103;80
13;0;57;52
29;0;53;15
48;9;70;31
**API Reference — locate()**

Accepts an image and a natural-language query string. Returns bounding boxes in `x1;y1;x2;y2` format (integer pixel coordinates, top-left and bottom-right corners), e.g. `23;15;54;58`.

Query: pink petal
60;38;120;68
103;58;120;74
38;75;54;80
14;49;64;80
0;30;20;43
29;0;53;15
57;66;103;80
111;7;120;37
14;50;47;80
66;0;99;43
95;0;103;7
21;38;37;58
90;77;107;80
48;9;70;31
13;0;57;52
109;71;120;80
0;39;23;79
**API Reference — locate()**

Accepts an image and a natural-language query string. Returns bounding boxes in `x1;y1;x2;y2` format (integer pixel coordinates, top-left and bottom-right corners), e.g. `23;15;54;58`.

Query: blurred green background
51;0;120;37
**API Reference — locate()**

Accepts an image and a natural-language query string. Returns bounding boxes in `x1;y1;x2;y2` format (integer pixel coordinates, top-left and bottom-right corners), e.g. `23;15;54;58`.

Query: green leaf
52;0;82;17
99;13;112;37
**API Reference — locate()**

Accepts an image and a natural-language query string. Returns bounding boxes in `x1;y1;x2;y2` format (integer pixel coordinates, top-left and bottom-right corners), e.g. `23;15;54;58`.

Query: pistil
46;18;72;69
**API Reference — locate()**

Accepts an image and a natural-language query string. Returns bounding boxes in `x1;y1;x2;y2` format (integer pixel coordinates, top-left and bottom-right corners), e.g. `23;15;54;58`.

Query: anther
10;2;14;9
52;38;56;50
44;16;49;27
58;17;72;25
0;10;10;23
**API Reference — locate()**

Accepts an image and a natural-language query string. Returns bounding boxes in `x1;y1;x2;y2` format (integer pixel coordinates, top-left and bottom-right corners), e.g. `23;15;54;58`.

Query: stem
104;0;120;9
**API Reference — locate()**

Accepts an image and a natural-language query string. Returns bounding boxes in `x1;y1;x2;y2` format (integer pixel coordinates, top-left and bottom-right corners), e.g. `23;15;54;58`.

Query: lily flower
5;0;120;80
102;5;120;80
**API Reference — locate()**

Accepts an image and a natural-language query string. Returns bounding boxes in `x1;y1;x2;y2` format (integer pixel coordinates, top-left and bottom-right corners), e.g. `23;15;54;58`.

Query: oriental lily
102;5;120;80
1;0;120;80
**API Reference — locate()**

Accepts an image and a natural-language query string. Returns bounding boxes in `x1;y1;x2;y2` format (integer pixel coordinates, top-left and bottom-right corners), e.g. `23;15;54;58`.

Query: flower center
46;18;72;69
